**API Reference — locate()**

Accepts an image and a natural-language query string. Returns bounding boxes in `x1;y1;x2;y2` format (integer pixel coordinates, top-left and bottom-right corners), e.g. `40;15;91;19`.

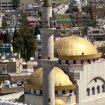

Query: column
42;0;52;28
40;28;55;59
41;58;57;105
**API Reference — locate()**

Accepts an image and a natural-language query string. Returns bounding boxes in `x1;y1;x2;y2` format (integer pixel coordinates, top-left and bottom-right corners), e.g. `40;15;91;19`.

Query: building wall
20;0;36;9
0;59;23;73
0;0;13;11
73;60;105;105
82;60;105;102
0;0;37;11
25;59;105;105
7;62;16;73
25;94;76;105
16;59;23;73
25;95;43;105
0;63;8;74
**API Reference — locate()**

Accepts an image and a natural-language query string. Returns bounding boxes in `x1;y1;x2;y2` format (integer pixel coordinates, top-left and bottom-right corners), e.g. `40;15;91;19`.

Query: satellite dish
2;80;11;88
36;34;41;40
1;56;5;60
30;57;34;61
103;25;105;29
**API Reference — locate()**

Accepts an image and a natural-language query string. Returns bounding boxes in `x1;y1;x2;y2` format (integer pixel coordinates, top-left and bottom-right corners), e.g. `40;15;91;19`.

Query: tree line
13;21;39;61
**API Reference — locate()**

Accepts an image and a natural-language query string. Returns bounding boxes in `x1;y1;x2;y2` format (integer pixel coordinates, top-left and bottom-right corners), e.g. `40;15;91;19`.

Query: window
87;88;90;96
38;55;41;59
94;79;97;82
87;59;91;64
102;85;105;92
93;59;95;62
65;60;69;64
3;67;5;70
34;90;36;94
81;60;84;64
23;65;27;69
28;89;31;93
40;90;43;95
97;86;100;93
73;60;76;64
38;49;41;51
92;87;95;95
48;98;50;102
55;90;58;94
69;90;72;93
58;60;61;64
62;90;66;94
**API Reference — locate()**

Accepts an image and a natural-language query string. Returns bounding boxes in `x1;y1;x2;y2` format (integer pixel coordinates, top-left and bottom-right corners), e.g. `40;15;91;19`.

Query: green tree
13;27;21;53
97;43;105;55
13;24;36;60
2;16;7;29
34;24;40;36
4;31;11;43
12;0;20;10
82;5;93;20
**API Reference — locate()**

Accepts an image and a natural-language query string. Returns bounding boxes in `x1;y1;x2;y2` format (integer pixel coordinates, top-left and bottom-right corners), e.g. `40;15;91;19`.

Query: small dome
55;98;65;105
29;67;73;87
55;35;101;60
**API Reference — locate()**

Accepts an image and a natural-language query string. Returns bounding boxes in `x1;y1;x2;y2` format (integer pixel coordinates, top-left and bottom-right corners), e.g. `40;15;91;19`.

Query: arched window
94;79;97;82
102;85;105;92
92;87;95;95
87;88;90;96
97;86;100;93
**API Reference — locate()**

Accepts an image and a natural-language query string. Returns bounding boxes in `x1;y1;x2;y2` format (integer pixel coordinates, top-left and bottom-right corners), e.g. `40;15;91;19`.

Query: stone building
24;35;105;105
24;0;105;104
0;0;14;11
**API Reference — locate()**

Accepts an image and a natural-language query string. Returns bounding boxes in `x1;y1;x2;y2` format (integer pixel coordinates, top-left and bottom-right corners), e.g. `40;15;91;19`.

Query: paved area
77;97;105;105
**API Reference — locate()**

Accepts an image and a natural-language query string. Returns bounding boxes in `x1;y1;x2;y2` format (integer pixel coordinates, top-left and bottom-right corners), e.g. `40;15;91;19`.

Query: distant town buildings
0;0;37;12
20;0;37;10
0;0;14;12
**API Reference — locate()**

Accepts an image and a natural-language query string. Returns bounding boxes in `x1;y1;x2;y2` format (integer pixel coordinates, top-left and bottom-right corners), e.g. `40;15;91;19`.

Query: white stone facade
68;59;105;105
25;93;76;105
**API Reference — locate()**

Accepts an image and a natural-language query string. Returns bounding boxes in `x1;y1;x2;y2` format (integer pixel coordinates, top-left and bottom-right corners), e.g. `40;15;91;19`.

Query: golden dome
29;67;73;86
24;67;76;90
55;98;65;105
55;35;101;60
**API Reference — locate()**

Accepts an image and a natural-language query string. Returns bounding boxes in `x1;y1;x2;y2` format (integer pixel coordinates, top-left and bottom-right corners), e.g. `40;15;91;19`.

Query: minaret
42;0;52;28
40;0;57;105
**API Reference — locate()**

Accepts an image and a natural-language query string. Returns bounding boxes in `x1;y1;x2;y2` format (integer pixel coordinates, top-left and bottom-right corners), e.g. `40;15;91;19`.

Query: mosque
24;35;105;105
24;0;105;105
